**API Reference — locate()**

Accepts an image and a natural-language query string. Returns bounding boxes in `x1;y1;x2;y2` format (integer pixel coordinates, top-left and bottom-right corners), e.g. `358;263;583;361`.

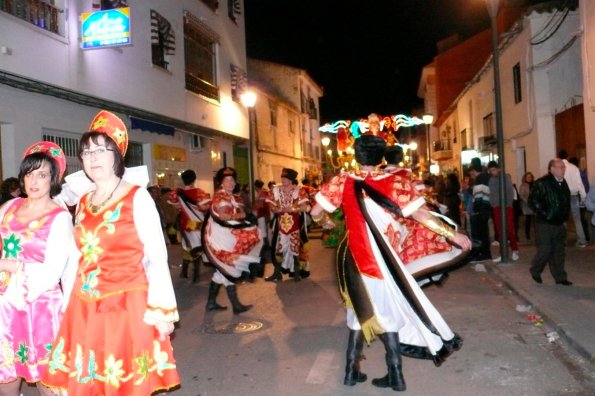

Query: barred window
1;0;65;36
184;11;219;101
124;141;143;167
42;131;82;174
151;10;175;70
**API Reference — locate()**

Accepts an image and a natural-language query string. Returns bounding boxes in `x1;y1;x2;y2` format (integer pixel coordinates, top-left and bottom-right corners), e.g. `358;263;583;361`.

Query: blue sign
81;8;131;49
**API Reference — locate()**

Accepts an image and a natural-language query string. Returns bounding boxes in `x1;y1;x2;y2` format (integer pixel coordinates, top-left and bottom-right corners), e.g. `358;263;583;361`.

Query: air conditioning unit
189;135;202;152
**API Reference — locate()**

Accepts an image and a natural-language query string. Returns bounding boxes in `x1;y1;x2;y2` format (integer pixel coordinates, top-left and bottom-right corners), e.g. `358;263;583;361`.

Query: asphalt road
166;239;595;396
21;237;595;396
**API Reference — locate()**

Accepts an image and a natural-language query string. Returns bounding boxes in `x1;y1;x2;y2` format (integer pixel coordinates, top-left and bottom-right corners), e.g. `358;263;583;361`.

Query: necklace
88;178;121;214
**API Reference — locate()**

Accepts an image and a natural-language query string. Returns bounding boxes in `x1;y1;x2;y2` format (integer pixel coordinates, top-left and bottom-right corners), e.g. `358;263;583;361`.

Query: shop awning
130;117;175;136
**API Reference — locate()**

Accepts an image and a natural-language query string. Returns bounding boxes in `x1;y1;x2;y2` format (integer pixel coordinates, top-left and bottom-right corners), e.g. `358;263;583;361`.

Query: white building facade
247;59;323;185
432;5;584;185
0;0;251;192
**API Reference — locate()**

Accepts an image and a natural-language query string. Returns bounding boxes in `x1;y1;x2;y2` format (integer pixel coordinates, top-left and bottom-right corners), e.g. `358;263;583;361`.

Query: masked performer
311;135;471;392
202;167;263;314
264;168;311;282
0;142;74;396
43;111;179;395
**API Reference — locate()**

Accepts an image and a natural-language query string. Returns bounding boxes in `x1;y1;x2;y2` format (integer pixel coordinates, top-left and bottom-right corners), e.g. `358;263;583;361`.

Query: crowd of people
0;108;588;394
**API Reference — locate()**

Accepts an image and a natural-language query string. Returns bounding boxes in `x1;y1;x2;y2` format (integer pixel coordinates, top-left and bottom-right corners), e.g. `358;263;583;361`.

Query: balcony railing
432;139;453;161
0;0;62;35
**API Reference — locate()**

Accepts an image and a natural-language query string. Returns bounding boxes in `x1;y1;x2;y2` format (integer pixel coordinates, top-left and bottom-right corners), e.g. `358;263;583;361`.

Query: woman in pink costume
0;142;74;396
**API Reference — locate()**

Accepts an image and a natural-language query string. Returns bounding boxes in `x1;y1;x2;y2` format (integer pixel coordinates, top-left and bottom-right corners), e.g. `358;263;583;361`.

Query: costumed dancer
383;145;465;287
167;169;211;282
42;111;180;395
264;168;311;282
310;135;471;392
0;142;74;396
201;167;263;314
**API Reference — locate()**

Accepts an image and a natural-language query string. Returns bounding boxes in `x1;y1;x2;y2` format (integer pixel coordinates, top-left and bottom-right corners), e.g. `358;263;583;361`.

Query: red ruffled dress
43;186;179;395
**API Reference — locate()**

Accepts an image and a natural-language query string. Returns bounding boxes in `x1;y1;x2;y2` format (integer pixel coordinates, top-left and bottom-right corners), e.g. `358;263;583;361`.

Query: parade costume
0;202;73;384
0;141;74;386
265;168;311;282
168;184;211;282
43;110;180;395
202;167;263;314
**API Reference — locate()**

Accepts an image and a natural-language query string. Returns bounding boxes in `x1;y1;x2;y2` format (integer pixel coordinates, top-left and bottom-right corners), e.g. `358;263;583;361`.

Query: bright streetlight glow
240;91;257;108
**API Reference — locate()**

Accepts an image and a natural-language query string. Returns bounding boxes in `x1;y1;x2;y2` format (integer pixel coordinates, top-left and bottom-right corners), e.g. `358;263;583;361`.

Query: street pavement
486;237;595;363
19;227;595;395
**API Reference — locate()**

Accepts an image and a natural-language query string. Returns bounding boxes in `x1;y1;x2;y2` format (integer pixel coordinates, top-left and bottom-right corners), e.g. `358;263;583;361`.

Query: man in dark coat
528;158;572;285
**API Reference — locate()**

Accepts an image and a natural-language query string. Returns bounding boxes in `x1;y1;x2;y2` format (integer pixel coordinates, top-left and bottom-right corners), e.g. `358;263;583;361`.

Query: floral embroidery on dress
3;233;23;258
77;203;123;299
279;212;295;233
46;337;177;387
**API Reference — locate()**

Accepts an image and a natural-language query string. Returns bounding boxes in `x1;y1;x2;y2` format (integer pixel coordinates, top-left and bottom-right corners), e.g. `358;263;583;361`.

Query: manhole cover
202;320;265;334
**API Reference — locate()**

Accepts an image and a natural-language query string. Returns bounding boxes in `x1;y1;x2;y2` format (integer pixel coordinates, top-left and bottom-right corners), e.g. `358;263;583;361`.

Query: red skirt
42;289;179;396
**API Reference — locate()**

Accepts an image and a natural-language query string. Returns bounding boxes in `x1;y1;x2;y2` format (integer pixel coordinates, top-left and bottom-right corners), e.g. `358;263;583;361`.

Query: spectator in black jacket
528;158;572;286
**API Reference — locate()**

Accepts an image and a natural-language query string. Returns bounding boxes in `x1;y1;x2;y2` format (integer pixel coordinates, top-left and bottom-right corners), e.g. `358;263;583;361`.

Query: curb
487;263;594;363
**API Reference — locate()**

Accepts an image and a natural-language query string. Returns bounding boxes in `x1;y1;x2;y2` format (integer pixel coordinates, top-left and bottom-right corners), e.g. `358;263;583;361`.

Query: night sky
244;0;548;123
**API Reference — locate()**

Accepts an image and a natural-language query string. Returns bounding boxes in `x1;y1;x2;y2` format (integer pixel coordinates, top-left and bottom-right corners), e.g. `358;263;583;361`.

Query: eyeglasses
81;147;114;159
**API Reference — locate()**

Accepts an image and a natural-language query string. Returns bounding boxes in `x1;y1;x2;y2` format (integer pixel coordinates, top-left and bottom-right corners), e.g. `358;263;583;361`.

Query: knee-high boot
180;259;190;278
192;257;201;283
226;285;252;314
205;282;227;311
293;256;302;282
372;332;406;391
343;330;367;386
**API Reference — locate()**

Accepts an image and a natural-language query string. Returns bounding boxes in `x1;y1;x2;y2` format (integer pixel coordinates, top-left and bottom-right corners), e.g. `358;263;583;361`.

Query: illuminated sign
81;8;131;49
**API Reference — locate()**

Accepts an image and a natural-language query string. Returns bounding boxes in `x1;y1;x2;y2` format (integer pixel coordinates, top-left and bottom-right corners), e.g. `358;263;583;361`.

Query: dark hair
214;167;237;188
1;177;20;195
254;179;264;188
384;145;404;165
18;152;62;198
568;157;579;167
558;149;569;160
78;131;125;177
181;169;197;186
354;135;386;166
487;160;499;169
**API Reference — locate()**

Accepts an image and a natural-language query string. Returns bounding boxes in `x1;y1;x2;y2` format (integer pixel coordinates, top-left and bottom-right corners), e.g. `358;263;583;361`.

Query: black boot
180;259;190;278
265;266;283;282
343;330;367;386
205;282;227;311
226;285;252;314
372;332;406;391
192;257;201;283
293;257;302;282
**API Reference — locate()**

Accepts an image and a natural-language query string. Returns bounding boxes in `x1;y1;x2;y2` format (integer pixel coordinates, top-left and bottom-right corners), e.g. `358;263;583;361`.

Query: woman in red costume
42;111;180;395
202;167;263;314
311;135;471;392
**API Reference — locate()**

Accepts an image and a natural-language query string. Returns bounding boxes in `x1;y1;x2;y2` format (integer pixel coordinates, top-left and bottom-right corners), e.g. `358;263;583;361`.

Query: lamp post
422;114;434;172
486;0;508;262
240;91;257;203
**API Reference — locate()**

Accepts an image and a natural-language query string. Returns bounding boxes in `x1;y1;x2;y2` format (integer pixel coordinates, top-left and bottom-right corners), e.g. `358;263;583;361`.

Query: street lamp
240;90;257;203
422;114;433;171
485;0;509;262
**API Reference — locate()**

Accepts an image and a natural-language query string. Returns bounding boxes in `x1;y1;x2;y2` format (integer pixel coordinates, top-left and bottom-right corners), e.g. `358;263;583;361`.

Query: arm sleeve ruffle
22;211;74;304
133;188;179;324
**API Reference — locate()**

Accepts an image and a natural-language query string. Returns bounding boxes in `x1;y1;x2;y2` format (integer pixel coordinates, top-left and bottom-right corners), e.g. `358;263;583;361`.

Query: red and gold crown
23;141;67;178
89;110;128;156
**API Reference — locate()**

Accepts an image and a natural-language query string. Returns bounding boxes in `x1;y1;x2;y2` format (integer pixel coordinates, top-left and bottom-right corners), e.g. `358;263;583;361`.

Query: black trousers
471;211;491;258
530;222;568;282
